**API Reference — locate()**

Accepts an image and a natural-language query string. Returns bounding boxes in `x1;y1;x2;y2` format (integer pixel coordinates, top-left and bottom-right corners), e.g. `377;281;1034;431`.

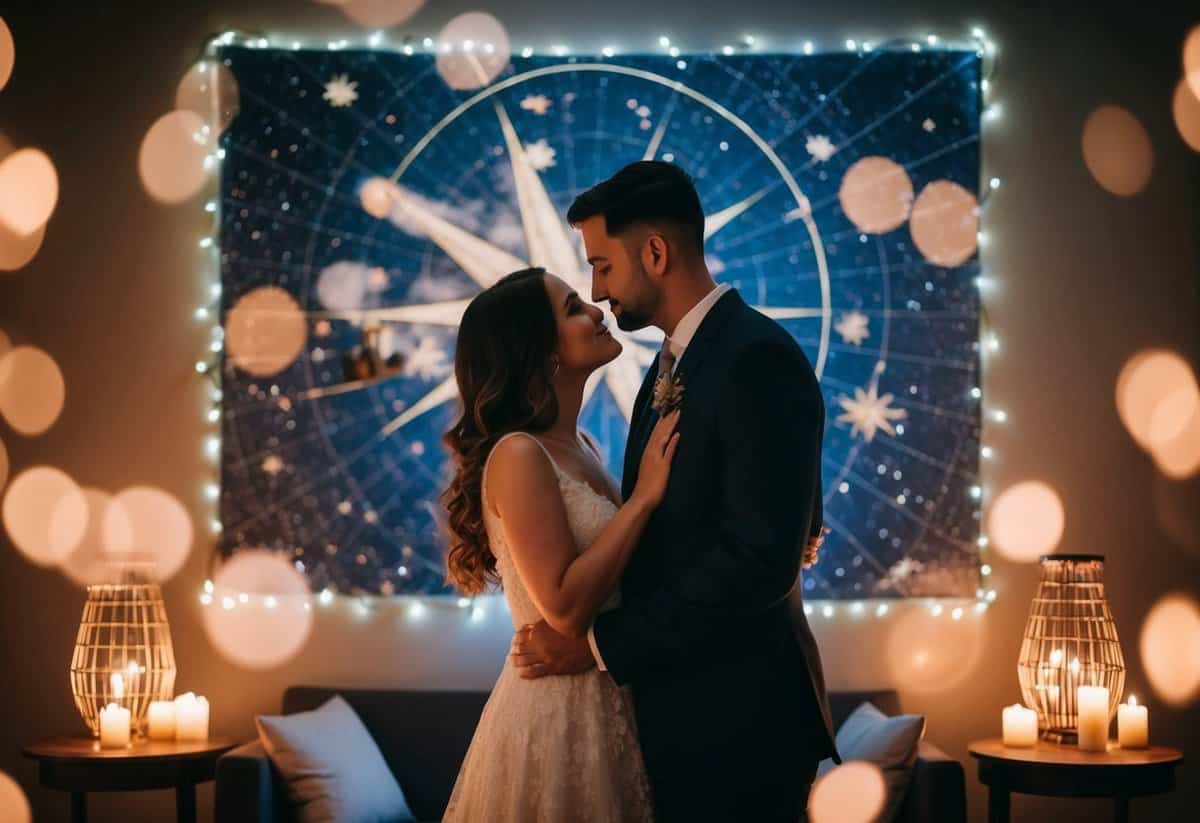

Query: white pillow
255;694;416;823
816;701;925;822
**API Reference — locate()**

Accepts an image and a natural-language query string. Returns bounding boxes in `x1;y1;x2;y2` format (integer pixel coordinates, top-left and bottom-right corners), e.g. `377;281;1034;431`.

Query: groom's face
578;215;661;332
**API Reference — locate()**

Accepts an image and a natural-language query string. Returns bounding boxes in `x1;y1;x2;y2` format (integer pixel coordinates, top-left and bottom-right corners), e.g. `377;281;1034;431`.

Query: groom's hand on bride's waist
511;620;596;679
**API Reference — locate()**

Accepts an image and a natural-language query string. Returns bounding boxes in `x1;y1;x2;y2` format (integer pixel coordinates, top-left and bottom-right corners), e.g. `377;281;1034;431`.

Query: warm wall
2;1;1197;820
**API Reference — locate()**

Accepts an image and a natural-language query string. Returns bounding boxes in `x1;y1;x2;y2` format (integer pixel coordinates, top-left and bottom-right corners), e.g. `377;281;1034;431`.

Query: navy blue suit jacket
592;288;841;788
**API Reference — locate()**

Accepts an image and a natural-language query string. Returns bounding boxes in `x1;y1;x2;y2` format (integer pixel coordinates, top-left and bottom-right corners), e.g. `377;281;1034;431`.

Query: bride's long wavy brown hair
441;267;560;594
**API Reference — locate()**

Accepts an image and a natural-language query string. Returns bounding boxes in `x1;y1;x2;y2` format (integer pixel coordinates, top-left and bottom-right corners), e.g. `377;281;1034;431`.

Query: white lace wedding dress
442;432;655;823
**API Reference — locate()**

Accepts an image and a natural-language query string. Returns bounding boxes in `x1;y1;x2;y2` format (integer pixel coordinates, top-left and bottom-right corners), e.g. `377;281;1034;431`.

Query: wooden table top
23;737;239;764
968;738;1183;767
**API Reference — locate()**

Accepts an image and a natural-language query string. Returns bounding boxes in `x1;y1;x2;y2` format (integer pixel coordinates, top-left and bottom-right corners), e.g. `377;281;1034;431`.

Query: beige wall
2;1;1198;820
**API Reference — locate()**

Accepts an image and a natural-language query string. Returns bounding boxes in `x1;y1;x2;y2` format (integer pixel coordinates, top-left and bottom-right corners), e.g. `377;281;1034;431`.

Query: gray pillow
255;694;415;823
816;700;925;822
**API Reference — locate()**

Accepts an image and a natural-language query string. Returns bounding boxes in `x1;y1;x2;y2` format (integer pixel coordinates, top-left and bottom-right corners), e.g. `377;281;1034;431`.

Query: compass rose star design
311;99;825;444
836;383;907;442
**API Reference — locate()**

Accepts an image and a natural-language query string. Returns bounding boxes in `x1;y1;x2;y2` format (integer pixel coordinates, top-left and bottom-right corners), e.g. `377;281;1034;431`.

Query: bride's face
543;273;622;375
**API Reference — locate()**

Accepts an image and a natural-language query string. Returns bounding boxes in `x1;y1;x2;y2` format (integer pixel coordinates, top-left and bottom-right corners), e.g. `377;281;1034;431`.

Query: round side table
22;736;239;823
968;738;1183;823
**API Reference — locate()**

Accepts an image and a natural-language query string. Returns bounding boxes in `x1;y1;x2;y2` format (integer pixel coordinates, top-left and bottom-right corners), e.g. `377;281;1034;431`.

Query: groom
512;161;841;821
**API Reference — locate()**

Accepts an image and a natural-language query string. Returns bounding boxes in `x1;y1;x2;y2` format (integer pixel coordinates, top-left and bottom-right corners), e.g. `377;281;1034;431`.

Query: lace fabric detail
442;432;654;823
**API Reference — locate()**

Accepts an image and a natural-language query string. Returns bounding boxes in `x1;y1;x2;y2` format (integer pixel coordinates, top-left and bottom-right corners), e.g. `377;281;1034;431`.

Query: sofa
215;685;966;822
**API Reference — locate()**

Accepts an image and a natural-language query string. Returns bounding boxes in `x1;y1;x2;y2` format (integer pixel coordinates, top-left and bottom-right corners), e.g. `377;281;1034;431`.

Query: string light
190;26;1003;624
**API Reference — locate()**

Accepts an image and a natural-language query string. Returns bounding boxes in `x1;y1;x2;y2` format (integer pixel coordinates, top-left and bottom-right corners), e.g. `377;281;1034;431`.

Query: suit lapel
622;358;661;500
620;289;745;500
671;287;743;387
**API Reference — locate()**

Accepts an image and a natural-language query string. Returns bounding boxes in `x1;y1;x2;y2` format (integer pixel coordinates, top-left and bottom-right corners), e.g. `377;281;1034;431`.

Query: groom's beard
614;307;651;331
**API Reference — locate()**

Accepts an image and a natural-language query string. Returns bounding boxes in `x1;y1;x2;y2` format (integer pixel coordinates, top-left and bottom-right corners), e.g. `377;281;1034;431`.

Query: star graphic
523;138;557;171
321;102;822;442
261;455;285;476
835;311;870;345
406;337;451;381
520;94;552;115
836;384;908;442
323;74;358;107
806;134;837;162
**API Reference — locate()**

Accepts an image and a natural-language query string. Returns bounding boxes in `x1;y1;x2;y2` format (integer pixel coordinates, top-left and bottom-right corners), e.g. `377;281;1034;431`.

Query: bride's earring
550;355;561;378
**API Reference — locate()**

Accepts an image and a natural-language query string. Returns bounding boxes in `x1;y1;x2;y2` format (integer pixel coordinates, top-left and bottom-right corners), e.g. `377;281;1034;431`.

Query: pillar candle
174;692;209;741
1117;695;1148;748
1002;704;1038;747
1077;686;1109;752
98;703;131;748
147;700;177;741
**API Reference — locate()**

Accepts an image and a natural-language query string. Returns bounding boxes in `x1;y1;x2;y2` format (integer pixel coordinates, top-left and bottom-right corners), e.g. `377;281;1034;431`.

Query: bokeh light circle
909;180;979;267
436;13;511;91
138;110;213;204
175;61;240;136
838;156;913;234
886;605;986;694
0;17;14;93
1116;349;1199;450
1186;26;1200;101
0;771;31;823
59;488;123;586
339;0;426;28
809;761;886;823
0;345;65;435
1140;593;1200;706
0;148;59;235
102;486;194;582
202;549;314;670
987;481;1066;562
1;466;87;565
226;286;308;376
0;218;45;271
360;177;399;219
1172;79;1200;152
1081;106;1153;196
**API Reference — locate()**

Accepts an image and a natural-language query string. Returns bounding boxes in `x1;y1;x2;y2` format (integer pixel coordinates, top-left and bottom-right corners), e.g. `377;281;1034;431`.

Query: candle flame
1128;694;1138;706
110;672;125;699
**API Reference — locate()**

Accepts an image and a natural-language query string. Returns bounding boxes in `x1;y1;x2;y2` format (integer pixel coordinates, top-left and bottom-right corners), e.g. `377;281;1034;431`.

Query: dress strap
483;432;561;513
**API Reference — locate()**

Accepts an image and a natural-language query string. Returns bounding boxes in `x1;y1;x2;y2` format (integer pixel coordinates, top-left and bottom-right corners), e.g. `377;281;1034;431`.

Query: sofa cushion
816;700;925;822
256;694;416;823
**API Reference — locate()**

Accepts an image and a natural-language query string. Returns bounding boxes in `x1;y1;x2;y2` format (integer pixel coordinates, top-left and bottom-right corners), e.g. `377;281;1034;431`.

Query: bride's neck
542;371;586;443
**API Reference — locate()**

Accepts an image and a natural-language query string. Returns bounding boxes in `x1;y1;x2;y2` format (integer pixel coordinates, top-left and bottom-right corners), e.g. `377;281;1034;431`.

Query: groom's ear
641;233;670;278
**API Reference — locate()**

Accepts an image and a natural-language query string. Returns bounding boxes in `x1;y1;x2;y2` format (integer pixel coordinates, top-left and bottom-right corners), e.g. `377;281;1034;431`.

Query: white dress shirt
587;283;732;671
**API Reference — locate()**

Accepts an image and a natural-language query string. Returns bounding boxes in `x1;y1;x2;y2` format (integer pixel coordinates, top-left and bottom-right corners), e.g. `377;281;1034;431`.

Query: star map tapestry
216;44;984;599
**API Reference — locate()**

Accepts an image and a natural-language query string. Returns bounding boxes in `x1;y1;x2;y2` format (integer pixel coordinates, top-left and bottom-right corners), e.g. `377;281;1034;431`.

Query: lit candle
1002;704;1038;747
174;692;209;741
1077;685;1109;752
98;702;131;748
1118;695;1148;748
147;700;177;741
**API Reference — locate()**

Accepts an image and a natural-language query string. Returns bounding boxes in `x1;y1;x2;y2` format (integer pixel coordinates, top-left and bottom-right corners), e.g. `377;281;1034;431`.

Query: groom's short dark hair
567;161;704;256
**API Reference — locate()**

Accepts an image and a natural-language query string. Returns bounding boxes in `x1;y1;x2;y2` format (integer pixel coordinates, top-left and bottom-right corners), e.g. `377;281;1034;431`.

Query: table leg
988;786;1010;823
176;781;196;823
70;791;87;823
1114;795;1130;823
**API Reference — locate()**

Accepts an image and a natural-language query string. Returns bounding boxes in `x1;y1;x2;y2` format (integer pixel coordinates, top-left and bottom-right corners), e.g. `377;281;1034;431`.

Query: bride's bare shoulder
487;433;558;498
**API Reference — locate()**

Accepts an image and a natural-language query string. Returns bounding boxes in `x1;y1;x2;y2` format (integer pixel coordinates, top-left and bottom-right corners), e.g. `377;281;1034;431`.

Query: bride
439;266;679;822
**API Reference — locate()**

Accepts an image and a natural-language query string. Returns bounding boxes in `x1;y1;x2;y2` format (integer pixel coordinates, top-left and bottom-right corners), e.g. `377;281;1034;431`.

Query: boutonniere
651;370;685;414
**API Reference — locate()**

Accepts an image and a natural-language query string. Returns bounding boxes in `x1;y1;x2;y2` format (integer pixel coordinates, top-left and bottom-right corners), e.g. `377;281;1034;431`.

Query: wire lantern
1017;554;1125;743
69;578;177;737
